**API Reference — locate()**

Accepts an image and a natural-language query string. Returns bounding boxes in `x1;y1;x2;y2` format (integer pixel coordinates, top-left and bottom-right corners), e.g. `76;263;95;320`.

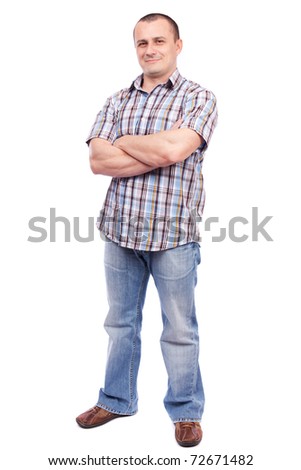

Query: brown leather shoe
175;422;203;447
76;406;126;428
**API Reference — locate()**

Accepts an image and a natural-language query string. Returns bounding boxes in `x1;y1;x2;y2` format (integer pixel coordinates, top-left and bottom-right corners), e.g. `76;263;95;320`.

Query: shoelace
180;422;198;428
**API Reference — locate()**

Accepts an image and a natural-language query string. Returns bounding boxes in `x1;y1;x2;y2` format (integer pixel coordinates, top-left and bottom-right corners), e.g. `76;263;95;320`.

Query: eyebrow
136;36;166;45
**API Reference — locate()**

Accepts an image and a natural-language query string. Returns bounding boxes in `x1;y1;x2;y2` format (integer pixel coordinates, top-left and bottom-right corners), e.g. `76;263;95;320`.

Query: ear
176;39;183;55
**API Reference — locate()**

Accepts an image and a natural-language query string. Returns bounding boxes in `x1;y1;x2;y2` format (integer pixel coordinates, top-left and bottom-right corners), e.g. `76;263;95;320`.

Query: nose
145;43;157;56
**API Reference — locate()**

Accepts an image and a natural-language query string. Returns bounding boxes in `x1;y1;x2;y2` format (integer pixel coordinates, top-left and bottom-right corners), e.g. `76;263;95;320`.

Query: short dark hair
135;13;180;41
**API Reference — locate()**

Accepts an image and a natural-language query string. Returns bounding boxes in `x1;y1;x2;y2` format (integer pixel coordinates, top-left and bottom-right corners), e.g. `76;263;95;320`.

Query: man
76;13;217;447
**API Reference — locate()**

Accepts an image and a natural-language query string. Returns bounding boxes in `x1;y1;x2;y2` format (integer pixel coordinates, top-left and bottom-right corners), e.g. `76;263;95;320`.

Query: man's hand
170;118;183;130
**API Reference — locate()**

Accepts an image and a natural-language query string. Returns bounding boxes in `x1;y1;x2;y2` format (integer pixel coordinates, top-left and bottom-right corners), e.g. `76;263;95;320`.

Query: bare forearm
115;128;202;166
89;138;157;177
91;152;154;177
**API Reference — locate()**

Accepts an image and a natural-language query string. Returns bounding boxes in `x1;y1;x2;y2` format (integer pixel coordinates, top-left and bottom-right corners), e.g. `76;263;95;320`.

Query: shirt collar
168;68;182;88
129;68;183;92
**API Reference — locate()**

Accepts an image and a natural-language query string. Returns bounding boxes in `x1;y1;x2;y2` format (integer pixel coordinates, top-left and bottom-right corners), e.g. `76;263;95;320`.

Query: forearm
114;128;202;166
89;138;157;177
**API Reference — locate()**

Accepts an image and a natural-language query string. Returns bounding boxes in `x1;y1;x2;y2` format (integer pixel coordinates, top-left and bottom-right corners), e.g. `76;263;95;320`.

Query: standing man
76;13;217;447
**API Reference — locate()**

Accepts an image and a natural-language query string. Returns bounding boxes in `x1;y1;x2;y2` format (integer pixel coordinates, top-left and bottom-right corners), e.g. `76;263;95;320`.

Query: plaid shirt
87;69;218;251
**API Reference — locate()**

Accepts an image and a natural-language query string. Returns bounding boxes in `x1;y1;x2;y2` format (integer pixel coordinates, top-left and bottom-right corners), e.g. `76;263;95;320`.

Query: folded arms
89;126;203;178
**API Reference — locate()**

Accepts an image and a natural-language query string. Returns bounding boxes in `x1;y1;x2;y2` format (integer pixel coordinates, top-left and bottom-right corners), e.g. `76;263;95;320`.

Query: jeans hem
96;402;137;416
173;418;202;423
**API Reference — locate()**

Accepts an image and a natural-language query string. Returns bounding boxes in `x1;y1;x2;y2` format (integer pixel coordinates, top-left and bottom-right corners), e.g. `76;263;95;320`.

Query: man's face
134;19;182;81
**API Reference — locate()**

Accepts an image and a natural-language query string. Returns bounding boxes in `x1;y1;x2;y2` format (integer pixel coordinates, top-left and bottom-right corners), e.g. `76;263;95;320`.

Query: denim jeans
97;240;204;422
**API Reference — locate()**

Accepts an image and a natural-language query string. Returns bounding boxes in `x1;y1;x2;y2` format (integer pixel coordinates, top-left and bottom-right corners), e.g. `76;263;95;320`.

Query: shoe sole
76;413;127;429
176;439;202;447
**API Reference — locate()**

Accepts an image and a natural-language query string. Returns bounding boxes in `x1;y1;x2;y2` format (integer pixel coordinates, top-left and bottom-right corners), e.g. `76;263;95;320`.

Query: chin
147;69;161;76
145;66;164;76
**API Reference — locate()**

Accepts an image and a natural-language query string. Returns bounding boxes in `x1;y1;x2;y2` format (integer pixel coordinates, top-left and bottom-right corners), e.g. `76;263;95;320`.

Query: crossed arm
89;126;203;178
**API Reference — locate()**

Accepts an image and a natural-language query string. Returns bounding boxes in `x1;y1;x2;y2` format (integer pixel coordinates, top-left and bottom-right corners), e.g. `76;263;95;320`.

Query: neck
142;70;175;93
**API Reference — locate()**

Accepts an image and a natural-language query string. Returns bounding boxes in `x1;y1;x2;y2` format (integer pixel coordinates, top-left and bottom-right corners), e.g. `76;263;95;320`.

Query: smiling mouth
145;58;161;63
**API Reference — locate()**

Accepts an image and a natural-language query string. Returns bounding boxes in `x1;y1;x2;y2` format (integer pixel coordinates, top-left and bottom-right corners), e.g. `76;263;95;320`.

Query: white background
1;0;300;468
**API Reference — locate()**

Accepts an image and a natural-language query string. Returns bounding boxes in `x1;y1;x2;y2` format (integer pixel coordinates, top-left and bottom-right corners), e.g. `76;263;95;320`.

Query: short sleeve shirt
87;69;218;251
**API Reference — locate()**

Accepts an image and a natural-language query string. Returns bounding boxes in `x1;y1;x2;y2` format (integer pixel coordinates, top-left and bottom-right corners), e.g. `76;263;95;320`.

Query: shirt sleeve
180;88;218;149
86;95;117;145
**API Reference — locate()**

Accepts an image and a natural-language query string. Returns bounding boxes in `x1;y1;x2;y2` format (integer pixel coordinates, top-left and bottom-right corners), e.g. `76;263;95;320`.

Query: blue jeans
97;240;204;422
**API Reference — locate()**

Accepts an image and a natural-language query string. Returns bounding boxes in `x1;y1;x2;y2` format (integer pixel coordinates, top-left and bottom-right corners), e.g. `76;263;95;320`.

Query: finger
170;118;183;129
